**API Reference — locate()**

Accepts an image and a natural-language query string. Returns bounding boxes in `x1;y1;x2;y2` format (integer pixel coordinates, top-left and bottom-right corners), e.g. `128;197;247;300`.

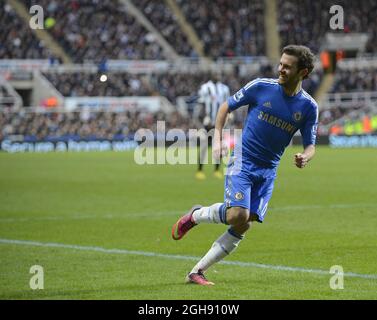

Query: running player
172;45;319;285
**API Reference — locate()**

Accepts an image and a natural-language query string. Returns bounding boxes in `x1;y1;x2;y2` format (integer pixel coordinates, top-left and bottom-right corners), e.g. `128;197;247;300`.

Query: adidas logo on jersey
263;101;272;108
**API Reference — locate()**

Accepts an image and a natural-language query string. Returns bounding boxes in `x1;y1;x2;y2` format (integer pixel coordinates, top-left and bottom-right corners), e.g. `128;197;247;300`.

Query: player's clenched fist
213;140;228;160
212;141;221;161
294;153;308;168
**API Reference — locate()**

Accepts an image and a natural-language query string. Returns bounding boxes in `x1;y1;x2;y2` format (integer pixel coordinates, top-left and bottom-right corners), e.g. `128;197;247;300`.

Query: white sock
190;228;243;274
192;203;227;224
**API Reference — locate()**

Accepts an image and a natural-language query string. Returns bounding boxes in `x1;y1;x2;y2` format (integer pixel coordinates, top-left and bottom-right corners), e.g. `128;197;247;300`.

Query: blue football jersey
227;78;318;167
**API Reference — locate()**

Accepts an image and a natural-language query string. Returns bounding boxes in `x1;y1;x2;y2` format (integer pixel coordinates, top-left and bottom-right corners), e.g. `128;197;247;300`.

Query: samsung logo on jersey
258;111;297;135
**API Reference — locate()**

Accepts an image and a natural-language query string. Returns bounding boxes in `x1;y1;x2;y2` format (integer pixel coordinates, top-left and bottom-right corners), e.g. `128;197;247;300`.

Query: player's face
278;53;302;85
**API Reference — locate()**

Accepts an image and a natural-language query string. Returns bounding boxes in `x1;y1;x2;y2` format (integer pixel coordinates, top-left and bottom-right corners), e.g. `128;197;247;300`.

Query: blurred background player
196;76;230;180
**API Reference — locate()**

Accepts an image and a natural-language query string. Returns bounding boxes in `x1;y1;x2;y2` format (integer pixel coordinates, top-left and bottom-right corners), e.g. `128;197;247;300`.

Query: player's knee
232;221;252;235
226;207;249;225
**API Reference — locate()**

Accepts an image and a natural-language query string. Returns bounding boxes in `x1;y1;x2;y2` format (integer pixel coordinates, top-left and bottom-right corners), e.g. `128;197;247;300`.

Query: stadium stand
131;0;196;57
42;64;322;103
24;0;166;62
0;85;13;107
0;1;51;59
318;64;377;134
43;72;155;98
42;70;251;102
176;0;265;58
330;67;377;93
0;108;196;142
278;0;377;53
0;76;23;108
0;0;376;144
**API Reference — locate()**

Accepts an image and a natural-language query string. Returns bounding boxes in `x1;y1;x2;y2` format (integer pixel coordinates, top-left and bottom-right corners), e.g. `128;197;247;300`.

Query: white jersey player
196;79;230;180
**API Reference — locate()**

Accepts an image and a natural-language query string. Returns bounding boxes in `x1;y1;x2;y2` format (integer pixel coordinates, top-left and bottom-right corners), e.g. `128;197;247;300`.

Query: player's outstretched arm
213;101;230;160
294;144;315;169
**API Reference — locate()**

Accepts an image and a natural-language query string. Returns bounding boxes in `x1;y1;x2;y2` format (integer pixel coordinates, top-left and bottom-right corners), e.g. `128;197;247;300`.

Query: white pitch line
0;203;376;223
271;203;377;211
0;238;376;280
0;211;178;223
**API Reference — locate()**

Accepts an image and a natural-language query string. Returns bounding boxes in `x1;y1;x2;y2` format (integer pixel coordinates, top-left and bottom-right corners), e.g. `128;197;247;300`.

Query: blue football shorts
224;157;277;223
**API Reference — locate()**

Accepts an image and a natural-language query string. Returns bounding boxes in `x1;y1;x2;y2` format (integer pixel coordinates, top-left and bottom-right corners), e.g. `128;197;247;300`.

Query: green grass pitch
0;146;376;299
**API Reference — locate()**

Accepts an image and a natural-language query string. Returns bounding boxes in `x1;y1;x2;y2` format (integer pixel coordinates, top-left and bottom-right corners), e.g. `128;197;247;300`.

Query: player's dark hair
282;45;315;79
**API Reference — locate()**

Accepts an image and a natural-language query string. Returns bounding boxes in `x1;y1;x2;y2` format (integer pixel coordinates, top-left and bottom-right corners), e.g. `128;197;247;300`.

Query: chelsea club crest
293;111;302;122
235;192;244;200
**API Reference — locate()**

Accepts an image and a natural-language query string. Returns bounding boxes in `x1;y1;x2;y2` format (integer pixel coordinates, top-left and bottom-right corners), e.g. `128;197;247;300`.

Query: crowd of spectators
2;0;377;142
318;105;360;128
2;0;266;61
2;0;377;63
0;108;197;142
0;1;51;59
177;0;265;58
43;70;251;102
24;0;166;62
42;69;253;102
317;66;377;130
330;67;377;93
132;0;196;57
150;70;251;103
43;72;156;97
318;104;376;135
278;0;377;54
43;64;322;103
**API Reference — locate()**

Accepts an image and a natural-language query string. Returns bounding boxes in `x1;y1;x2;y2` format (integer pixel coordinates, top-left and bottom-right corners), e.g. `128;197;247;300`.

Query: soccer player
196;77;230;180
172;45;319;285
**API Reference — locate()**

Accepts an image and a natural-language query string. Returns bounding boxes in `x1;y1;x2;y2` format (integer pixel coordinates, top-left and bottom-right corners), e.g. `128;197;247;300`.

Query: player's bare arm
294;144;315;169
213;101;230;160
